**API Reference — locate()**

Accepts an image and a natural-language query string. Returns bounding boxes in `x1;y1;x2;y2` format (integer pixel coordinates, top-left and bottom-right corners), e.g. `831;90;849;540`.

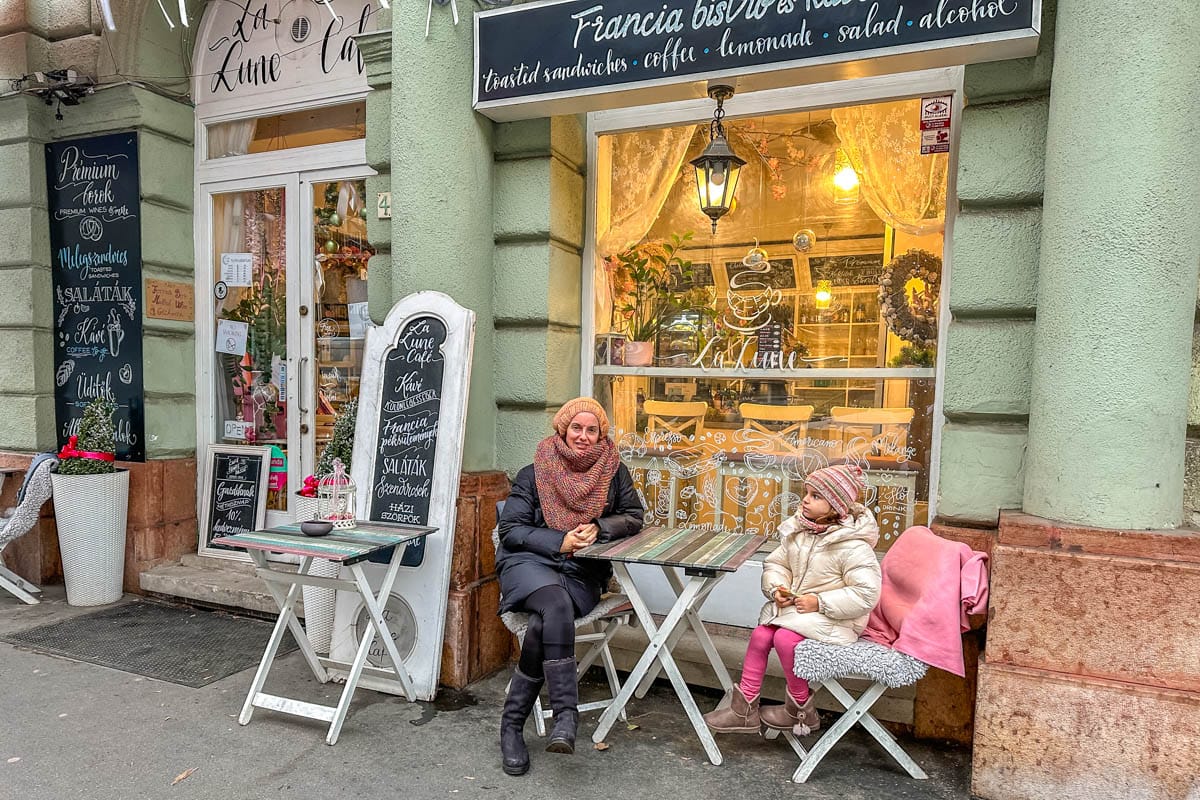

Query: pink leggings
737;624;810;703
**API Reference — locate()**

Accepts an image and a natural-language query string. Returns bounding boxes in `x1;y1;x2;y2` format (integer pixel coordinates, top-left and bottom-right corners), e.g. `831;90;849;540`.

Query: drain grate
2;601;297;688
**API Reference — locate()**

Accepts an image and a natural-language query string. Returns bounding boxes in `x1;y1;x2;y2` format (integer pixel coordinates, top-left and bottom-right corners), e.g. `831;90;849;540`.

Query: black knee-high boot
500;667;543;776
543;657;579;754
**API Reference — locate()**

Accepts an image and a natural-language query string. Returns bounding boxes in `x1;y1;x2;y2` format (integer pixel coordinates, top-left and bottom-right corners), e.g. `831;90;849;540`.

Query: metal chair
0;456;58;604
493;503;634;735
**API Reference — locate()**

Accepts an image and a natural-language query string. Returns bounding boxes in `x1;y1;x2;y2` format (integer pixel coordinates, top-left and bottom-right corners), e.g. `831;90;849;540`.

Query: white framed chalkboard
198;444;271;560
332;291;475;701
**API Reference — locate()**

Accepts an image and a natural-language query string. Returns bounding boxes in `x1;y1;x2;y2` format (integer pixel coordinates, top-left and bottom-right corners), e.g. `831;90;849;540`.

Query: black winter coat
496;462;644;616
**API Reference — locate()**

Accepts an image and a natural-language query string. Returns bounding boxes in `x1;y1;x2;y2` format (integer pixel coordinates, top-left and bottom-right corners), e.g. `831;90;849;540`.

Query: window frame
581;66;965;524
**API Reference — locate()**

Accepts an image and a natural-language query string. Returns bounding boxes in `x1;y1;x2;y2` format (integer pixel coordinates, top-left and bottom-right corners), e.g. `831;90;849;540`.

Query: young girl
703;464;881;735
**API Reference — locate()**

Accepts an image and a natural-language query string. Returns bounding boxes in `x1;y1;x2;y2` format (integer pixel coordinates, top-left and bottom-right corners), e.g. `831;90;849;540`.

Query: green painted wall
936;1;1056;524
1023;0;1200;529
0;0;199;459
390;12;497;472
493;116;587;477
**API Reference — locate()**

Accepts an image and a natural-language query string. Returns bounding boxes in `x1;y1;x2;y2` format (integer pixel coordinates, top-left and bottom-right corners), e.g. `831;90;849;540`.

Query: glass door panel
211;187;291;513
311;179;373;463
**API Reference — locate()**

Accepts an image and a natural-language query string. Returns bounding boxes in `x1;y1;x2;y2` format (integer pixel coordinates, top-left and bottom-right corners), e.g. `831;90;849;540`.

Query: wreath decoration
878;249;941;349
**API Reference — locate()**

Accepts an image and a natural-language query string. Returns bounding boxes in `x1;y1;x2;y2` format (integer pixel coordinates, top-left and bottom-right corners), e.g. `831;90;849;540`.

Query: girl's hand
772;587;793;607
794;593;820;613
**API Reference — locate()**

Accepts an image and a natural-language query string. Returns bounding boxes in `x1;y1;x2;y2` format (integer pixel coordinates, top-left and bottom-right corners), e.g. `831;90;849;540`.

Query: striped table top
212;521;437;565
577;526;766;573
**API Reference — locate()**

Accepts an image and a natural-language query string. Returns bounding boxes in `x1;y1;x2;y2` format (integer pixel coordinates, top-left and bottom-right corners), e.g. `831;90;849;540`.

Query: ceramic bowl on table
300;519;334;537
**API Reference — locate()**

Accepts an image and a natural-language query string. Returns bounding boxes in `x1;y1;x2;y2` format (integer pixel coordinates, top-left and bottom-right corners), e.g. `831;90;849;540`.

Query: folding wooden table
578;526;766;765
212;520;436;745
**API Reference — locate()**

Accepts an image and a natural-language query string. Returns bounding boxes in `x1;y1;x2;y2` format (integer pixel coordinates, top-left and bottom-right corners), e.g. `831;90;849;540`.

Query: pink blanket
861;526;989;677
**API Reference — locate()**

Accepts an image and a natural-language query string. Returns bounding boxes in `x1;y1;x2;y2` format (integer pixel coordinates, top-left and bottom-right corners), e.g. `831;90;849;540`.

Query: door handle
298;356;309;415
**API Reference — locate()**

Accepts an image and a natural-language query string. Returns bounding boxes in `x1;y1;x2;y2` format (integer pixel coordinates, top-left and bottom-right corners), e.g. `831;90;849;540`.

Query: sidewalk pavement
1;589;972;800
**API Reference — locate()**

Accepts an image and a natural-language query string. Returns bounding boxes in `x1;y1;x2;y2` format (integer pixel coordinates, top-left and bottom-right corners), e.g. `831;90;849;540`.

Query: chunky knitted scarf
533;433;620;531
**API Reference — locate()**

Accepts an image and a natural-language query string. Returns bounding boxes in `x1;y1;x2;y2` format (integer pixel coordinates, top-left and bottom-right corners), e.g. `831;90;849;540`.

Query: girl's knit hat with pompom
804;464;865;517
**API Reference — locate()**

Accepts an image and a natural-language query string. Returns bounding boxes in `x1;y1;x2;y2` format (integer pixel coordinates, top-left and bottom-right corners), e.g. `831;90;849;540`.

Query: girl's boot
761;693;821;735
702;685;761;734
499;668;543;776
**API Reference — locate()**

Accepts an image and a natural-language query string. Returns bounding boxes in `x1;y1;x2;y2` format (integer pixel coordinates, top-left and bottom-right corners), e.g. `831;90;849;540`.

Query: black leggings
517;584;576;679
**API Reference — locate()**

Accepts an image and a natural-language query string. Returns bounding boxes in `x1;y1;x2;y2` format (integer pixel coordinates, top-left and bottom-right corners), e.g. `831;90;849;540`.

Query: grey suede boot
702;685;761;734
500;668;543;776
542;657;580;754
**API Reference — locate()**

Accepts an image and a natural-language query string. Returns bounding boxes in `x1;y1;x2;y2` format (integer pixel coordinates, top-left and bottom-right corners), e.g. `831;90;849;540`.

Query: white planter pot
51;469;129;607
293;492;339;654
624;340;654;366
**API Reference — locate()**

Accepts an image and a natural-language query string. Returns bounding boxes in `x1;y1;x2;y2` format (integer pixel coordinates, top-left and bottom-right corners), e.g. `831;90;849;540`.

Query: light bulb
833;165;859;191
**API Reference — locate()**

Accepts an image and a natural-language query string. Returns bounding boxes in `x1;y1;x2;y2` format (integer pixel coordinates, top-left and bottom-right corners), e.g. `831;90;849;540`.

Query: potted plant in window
50;397;129;606
606;233;707;366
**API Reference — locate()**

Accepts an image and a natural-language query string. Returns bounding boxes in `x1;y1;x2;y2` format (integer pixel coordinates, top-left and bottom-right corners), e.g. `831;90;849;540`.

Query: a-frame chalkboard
331;291;475;701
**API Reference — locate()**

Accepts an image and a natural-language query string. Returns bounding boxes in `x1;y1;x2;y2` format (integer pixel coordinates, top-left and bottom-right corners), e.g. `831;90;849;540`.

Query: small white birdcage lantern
317;458;357;530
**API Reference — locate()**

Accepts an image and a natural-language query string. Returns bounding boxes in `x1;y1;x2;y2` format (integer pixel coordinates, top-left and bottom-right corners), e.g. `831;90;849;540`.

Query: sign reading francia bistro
475;0;1040;119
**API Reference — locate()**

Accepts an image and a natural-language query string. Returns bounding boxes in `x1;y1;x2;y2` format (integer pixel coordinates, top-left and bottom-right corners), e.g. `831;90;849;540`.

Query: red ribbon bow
58;435;116;463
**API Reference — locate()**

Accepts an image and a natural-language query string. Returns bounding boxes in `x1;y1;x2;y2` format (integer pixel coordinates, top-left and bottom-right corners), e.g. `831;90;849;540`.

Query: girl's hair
807;505;844;526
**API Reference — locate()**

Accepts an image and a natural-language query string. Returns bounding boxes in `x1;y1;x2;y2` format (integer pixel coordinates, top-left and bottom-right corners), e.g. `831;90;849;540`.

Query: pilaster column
1023;0;1200;528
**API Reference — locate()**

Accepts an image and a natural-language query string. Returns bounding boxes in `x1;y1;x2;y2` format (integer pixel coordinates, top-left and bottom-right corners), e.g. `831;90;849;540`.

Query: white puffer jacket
758;506;882;645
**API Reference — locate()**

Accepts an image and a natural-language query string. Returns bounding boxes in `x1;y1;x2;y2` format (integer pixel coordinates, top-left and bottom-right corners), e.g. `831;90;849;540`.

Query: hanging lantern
317;458;357;530
832;149;860;205
690;84;745;235
814;280;834;310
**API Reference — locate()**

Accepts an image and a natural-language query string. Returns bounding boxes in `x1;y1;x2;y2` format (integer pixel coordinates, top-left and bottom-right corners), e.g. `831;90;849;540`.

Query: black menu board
203;447;268;552
369;316;447;566
46;133;145;461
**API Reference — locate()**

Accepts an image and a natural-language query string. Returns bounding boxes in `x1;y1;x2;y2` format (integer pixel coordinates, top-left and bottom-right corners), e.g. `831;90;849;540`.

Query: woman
495;397;643;776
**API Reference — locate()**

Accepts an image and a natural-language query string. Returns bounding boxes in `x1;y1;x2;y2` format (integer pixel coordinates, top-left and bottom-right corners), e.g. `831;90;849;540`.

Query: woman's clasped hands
560;522;600;554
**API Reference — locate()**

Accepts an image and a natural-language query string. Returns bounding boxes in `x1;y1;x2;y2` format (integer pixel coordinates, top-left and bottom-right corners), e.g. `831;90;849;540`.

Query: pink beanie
805;464;865;517
552;397;610;438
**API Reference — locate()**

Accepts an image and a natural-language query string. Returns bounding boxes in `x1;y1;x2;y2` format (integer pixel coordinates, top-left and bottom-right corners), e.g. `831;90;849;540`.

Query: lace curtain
831;102;947;235
593;125;698;333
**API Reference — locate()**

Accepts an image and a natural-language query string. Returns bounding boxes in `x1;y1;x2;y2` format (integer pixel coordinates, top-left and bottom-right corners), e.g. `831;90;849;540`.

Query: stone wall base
972;511;1200;800
439;470;513;688
0;452;198;594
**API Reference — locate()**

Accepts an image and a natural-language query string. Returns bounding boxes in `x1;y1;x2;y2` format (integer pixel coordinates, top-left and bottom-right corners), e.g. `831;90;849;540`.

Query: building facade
2;0;1199;796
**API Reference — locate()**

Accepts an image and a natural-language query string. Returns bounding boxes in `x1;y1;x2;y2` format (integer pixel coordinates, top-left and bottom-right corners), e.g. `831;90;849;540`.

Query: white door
197;169;375;557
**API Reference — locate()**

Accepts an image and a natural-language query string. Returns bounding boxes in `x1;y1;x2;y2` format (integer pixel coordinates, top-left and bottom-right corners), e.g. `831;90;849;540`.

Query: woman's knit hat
805;464;865;517
552;396;610;438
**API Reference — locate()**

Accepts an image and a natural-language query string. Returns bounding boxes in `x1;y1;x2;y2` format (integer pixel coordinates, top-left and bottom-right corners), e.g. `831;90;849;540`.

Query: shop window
206;101;366;159
591;99;949;551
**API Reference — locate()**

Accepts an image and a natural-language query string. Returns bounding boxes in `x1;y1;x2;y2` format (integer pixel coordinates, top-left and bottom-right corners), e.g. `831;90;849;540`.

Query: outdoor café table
212;520;436;745
577;525;767;765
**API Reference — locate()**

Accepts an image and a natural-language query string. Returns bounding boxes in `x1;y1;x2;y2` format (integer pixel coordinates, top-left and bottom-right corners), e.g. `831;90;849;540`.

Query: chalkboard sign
200;444;270;555
46;132;146;462
727;258;797;290
368;316;448;566
474;0;1039;117
808;253;885;287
